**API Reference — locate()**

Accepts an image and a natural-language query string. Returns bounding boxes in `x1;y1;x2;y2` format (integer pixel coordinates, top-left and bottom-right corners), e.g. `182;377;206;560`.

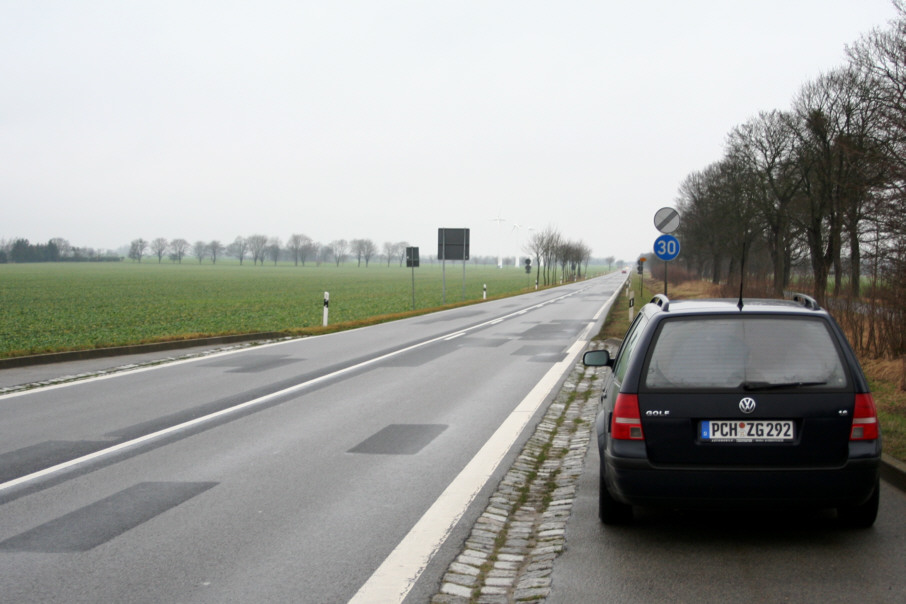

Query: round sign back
654;207;680;233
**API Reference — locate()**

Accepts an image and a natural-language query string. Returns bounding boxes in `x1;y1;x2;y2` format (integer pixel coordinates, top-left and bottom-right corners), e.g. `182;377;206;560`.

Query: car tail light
850;393;879;441
612;393;644;440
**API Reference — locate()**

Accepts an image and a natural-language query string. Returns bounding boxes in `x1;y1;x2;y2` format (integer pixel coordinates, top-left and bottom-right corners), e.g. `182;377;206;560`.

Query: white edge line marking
347;282;623;604
0;337;301;401
0;328;463;491
0;287;592;492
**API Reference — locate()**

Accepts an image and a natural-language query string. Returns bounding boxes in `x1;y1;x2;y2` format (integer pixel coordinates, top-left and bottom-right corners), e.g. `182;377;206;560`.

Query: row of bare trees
128;236;414;267
522;226;593;285
674;3;906;304
673;3;906;356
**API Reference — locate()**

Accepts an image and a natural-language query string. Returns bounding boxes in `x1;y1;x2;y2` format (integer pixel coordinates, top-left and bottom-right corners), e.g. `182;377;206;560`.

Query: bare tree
208;240;224;264
50;237;72;258
129;238;148;262
558;240;587;281
523;230;549;284
353;238;376;267
364;239;377;266
229;236;249;265
790;67;882;303
383;241;398;267
351;239;366;267
317;243;331;266
247;234;269;266
287;233;312;266
537;226;561;285
267;237;282;266
329;239;349;266
150;238;169;263
396;242;410;267
193;241;207;263
847;1;906;186
302;240;318;266
170;238;190;263
675;155;763;289
728;111;804;296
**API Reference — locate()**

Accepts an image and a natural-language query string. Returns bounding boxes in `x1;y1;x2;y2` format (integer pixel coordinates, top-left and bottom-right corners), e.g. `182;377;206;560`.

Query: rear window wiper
741;380;828;391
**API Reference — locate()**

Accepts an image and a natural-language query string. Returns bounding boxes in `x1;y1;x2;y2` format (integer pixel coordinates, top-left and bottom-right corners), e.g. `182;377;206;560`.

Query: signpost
653;234;681;296
653;208;681;297
406;247;419;310
438;228;470;304
638;256;646;301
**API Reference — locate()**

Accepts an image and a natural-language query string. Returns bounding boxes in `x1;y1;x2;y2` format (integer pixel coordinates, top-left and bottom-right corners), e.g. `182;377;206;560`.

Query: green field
0;262;604;358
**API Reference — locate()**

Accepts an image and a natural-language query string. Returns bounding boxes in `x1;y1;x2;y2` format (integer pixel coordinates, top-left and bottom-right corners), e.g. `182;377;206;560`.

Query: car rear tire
837;478;880;528
599;465;632;525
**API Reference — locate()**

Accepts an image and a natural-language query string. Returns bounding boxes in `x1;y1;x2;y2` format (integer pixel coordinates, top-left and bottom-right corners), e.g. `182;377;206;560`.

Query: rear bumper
604;451;880;509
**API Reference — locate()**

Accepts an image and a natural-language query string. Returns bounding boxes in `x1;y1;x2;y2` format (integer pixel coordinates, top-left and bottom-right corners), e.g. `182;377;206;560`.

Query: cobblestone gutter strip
431;345;607;604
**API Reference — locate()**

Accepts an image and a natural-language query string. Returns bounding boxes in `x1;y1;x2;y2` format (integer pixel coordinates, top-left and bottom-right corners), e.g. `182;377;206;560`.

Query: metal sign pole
441;230;447;305
406;246;419;310
653;208;681;300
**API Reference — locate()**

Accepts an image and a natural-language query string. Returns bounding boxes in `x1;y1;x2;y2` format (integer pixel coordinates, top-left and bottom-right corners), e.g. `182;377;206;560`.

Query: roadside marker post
323;291;329;326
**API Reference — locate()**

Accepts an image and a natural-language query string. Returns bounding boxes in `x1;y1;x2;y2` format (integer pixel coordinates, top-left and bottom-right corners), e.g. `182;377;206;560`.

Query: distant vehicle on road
583;293;881;527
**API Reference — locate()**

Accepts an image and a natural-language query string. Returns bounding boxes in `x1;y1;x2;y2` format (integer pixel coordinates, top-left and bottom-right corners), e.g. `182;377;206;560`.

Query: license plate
700;420;795;442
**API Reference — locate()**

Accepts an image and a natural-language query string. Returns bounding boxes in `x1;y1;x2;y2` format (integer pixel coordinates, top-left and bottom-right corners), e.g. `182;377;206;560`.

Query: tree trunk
850;228;861;298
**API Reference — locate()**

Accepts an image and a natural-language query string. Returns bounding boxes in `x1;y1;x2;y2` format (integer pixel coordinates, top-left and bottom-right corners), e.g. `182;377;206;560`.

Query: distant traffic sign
654;234;680;261
654;207;680;233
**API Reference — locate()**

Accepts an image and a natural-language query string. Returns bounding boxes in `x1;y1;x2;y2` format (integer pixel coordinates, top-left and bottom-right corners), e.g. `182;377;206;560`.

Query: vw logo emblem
739;397;757;414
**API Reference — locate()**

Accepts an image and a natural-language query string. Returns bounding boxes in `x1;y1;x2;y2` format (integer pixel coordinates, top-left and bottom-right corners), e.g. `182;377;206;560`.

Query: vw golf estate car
583;293;881;527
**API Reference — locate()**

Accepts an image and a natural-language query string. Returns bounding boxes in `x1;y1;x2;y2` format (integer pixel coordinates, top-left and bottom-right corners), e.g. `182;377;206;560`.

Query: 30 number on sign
653;234;680;261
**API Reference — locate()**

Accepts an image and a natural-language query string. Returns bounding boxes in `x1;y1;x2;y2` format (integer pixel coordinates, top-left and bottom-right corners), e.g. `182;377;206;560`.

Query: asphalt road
0;273;625;603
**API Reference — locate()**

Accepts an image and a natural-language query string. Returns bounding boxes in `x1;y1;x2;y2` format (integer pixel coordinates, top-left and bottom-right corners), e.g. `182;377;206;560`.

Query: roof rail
791;292;820;310
650;294;670;311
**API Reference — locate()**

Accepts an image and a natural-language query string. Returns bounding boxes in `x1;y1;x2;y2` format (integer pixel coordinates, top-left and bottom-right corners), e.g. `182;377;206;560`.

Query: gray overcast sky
1;1;899;261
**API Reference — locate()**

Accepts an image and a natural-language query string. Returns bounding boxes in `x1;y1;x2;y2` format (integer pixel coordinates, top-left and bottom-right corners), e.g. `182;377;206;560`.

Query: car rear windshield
642;316;849;391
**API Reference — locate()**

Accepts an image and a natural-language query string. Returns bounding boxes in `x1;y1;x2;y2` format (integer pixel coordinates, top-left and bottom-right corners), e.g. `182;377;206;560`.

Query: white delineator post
323;291;329;326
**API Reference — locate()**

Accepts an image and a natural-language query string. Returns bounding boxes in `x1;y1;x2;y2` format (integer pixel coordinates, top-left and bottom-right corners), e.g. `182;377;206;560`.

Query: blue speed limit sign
654;234;680;261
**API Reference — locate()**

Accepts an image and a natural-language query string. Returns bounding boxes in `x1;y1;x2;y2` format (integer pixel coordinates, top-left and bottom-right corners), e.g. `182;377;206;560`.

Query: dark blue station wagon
583;293;881;527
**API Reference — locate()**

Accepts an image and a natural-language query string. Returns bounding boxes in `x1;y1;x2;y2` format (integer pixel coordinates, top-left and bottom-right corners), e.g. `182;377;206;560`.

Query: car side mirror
583;349;613;367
